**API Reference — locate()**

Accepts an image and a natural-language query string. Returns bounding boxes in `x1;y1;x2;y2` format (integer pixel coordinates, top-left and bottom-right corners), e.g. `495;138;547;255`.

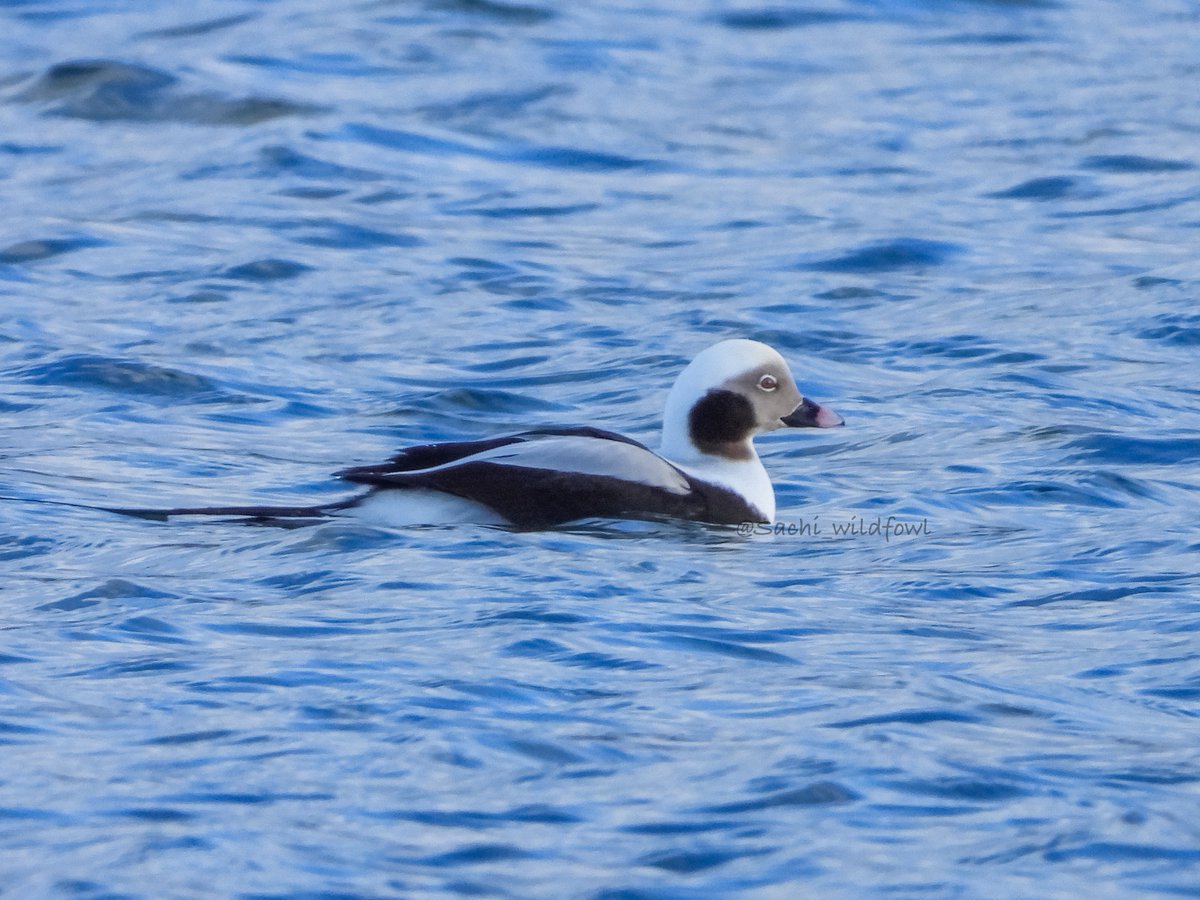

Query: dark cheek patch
688;389;756;457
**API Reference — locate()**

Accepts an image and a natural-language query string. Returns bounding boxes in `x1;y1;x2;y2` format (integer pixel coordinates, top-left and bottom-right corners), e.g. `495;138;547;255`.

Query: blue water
3;0;1199;896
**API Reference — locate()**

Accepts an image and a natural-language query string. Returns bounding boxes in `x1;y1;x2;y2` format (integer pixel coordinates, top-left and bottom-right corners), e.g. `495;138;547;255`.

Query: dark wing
520;425;651;448
336;434;527;481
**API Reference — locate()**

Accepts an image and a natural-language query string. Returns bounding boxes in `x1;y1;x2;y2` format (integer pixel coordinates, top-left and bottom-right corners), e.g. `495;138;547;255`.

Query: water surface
2;0;1199;896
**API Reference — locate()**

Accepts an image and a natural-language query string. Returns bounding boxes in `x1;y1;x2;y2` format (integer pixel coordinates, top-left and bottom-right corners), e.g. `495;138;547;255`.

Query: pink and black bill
781;396;844;429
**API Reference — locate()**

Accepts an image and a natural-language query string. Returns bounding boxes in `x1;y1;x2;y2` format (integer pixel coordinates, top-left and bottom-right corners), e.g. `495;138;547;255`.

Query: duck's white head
660;339;843;518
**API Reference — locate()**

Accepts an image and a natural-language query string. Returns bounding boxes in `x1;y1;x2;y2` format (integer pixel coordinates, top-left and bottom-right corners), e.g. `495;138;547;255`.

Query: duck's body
339;426;770;529
116;340;842;529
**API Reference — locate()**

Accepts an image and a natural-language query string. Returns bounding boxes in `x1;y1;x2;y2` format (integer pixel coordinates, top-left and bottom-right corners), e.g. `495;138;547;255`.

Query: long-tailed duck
119;339;843;529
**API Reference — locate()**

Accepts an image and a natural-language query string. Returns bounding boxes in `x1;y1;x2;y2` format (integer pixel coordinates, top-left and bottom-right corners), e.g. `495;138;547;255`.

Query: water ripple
16;59;319;124
15;355;234;404
339;122;673;172
797;238;963;273
4;0;1200;896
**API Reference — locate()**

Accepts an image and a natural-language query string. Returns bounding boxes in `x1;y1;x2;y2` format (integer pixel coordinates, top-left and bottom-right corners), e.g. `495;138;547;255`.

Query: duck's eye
758;374;778;392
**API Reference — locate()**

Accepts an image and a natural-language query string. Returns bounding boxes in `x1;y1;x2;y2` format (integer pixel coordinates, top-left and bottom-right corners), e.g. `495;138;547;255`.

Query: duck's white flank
348;489;507;527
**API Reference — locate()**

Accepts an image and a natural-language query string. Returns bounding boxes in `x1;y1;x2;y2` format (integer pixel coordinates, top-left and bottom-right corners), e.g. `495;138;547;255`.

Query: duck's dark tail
109;502;349;522
2;494;359;522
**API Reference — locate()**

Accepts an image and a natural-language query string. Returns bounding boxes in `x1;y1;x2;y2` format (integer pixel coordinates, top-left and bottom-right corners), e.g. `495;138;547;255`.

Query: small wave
409;386;568;415
1006;585;1164;609
1065;434;1200;467
797;238;962;273
339;122;671;173
1136;313;1200;347
700;781;859;812
505;637;657;671
828;709;981;729
135;13;256;40
640;845;770;874
428;0;555;25
714;9;859;30
17;59;318;125
443;201;599;219
221;258;312;281
1080;154;1195;173
883;776;1029;802
420;842;537;867
0;237;105;264
986;175;1098;201
280;220;422;250
15;356;232;403
259;145;382;182
948;479;1126;509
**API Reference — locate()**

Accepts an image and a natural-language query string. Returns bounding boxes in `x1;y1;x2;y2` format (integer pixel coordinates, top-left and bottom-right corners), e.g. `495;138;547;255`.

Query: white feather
659;339;788;463
658;339;791;522
345;489;507;526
